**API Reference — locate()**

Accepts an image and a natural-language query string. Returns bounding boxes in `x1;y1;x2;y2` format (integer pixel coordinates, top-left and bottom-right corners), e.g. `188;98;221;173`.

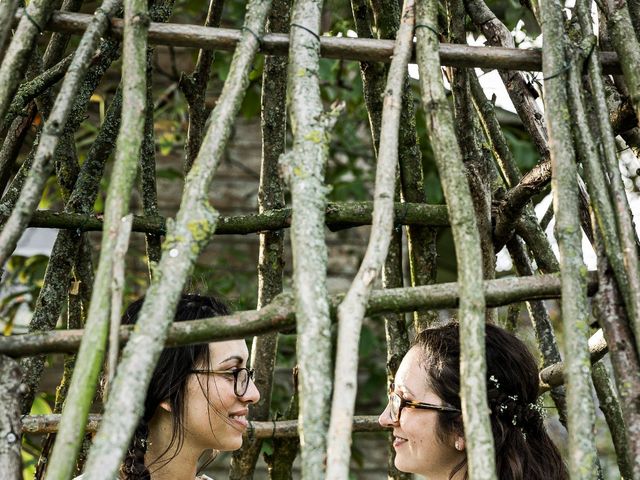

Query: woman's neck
145;415;201;480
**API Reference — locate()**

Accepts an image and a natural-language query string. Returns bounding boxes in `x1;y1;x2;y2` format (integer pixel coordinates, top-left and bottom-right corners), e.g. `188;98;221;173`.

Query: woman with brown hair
379;322;567;480
78;294;260;480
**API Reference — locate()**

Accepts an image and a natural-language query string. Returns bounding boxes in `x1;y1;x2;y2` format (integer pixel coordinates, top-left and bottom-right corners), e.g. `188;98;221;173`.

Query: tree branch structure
415;0;495;477
539;0;599;476
327;0;415;476
12;9;627;72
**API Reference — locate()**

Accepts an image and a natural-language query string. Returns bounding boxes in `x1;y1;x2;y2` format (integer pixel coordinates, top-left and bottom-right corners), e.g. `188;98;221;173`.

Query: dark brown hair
118;294;230;480
414;322;568;480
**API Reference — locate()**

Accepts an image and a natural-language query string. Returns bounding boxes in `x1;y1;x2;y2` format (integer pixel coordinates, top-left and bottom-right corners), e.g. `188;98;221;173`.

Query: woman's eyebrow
217;355;245;366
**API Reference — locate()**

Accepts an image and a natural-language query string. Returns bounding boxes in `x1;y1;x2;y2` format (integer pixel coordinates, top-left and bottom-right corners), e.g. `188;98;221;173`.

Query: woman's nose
242;377;261;404
379;403;396;427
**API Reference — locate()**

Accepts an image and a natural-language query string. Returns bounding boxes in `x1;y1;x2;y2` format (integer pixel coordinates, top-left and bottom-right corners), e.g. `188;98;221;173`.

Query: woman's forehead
208;339;249;363
395;347;425;391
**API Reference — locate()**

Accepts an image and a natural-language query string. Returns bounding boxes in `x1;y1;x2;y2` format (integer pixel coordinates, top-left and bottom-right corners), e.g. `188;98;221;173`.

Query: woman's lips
229;414;248;429
393;436;408;448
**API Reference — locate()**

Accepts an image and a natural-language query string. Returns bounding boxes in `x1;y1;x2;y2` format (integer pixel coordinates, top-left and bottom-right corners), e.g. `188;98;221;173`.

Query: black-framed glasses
387;383;461;422
190;367;255;397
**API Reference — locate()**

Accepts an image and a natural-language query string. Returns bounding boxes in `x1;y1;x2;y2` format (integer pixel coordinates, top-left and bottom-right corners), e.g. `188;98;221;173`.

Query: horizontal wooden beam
21;414;382;437
15;202;450;235
15;10;623;73
0;272;598;356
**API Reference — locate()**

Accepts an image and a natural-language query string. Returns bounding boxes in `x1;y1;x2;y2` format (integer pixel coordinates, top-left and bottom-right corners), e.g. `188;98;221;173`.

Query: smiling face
379;346;465;479
182;339;260;452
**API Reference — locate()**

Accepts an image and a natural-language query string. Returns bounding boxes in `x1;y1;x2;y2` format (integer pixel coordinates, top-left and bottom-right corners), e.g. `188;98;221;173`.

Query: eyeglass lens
389;391;401;422
235;368;251;396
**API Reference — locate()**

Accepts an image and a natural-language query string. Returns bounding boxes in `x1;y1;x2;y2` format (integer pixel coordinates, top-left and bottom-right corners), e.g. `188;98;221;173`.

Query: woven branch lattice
1;0;640;479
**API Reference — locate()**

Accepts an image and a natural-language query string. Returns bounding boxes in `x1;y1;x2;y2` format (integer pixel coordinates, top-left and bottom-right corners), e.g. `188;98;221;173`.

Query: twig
178;0;225;173
17;48;124;414
106;214;133;397
591;361;634;480
349;1;411;476
538;329;608;390
592;234;640;477
140;57;162;275
2;53;73;135
327;0;414;476
448;0;495;285
364;0;437;331
0;0;19;63
507;236;568;426
602;0;640;126
264;369;299;478
415;0;495;477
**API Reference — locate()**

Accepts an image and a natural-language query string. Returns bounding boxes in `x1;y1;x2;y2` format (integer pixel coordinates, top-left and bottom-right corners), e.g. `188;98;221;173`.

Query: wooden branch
0;0;56;123
229;0;289;475
13;9;626;73
579;0;640;361
2;53;73;134
21;414;382;437
591;362;634;480
45;0;150;475
0;272;600;355
13;201;450;234
539;329;608;391
283;0;334;475
0;0;19;64
0;355;22;477
539;0;599;475
604;0;640;126
327;0;414;476
415;1;495;477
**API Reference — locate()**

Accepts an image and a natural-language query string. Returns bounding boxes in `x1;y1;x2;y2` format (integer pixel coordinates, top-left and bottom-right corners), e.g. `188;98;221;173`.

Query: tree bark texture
0;355;22;479
415;0;496;477
0;272;600;357
229;0;289;475
327;0;414;476
539;0;599;476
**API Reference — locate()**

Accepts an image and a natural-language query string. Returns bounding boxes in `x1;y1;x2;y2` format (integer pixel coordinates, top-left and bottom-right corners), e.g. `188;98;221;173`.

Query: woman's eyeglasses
387;383;461;422
190;367;255;397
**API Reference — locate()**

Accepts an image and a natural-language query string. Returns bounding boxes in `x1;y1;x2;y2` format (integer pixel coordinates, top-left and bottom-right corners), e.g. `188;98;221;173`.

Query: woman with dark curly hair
78;294;260;480
379;322;567;480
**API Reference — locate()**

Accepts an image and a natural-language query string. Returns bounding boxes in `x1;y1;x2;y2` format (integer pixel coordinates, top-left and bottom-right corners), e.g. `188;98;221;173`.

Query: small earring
455;440;463;451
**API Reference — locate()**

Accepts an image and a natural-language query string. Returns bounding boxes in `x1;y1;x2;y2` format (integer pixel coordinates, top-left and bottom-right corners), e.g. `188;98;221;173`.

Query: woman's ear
454;437;465;451
159;400;172;413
